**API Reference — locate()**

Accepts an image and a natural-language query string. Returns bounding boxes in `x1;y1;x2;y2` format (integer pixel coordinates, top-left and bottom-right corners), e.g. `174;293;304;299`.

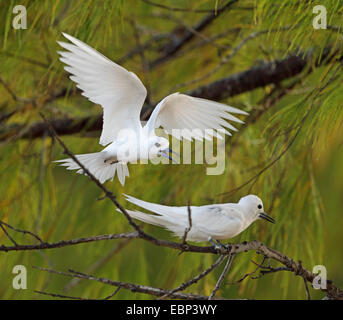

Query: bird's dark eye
155;142;161;148
258;204;262;209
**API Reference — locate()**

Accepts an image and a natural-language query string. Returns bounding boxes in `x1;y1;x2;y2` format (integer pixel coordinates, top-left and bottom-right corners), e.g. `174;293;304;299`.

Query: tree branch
148;0;239;68
33;266;221;300
159;254;226;299
1;106;342;299
2;220;342;299
208;254;235;300
2;49;335;142
142;0;237;13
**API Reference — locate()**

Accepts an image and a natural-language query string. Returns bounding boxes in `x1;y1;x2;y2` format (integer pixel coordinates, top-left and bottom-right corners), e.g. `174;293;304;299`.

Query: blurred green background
0;0;342;299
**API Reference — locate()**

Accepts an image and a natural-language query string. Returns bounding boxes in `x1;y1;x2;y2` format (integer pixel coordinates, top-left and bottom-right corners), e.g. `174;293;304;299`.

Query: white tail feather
124;194;186;218
55;152;129;185
119;201;190;239
120;209;167;227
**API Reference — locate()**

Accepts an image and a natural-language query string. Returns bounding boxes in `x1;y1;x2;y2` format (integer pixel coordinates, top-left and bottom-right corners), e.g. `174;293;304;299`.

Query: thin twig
0;75;33;103
208;254;235;300
34;266;219;300
181;201;193;247
34;290;89;300
103;286;122;300
36;132;47;233
64;239;132;292
173;27;292;90
39;113;145;236
1;49;336;142
229;256;267;284
151;12;230;51
303;276;311;300
129;18;152;104
0;220;45;244
0;230;138;252
149;0;238;68
220;61;342;197
159;254;226;299
0;222;18;246
1;228;341;298
142;0;225;13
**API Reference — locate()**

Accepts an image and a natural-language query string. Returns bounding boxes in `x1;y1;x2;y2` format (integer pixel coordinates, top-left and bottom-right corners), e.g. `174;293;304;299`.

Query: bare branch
2;49;335;142
220;60;342;197
1;118;342;299
180;201;193;248
64;239;132;292
189;47;335;101
149;0;239;68
34;290;89;300
103;287;122;300
0;75;34;104
142;0;229;13
303;276;311;300
173;27;292;90
129;18;152;104
159;254;226;299
35;284;121;300
229;256;267;284
0;231;139;252
34;266;221;300
39;113;147;237
208;254;235;300
0;219;45;244
0;222;18;246
250;262;292;279
2;222;342;299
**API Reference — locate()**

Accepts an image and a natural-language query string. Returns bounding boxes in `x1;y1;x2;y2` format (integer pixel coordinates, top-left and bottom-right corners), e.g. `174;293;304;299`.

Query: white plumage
55;33;248;185
122;194;275;242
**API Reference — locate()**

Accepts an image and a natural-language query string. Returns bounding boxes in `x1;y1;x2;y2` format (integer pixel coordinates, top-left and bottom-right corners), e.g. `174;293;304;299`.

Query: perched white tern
121;194;275;243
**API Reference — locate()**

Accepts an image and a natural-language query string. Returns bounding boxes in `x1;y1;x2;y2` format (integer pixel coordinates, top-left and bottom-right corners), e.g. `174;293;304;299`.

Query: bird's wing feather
58;33;147;146
193;205;243;239
146;93;248;141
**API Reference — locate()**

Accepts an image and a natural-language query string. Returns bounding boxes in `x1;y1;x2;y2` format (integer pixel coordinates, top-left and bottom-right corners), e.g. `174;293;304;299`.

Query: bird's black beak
161;148;179;163
259;212;275;224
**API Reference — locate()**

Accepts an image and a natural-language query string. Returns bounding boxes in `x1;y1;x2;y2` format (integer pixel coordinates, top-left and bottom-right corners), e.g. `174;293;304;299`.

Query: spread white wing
58;33;147;146
146;93;248;140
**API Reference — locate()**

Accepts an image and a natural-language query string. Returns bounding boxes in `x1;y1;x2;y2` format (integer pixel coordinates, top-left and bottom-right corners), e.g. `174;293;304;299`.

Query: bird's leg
208;237;221;252
208;237;232;253
216;240;232;252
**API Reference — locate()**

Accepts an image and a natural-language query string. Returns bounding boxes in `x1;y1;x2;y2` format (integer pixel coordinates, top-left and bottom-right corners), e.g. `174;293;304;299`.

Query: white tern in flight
55;33;248;185
121;194;275;243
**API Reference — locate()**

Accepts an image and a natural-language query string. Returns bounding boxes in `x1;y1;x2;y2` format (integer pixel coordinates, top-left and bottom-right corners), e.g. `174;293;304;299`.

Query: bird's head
238;195;275;224
148;136;176;161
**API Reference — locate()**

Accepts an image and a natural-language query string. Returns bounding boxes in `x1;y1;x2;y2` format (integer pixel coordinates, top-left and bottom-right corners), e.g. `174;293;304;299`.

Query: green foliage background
0;0;342;299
